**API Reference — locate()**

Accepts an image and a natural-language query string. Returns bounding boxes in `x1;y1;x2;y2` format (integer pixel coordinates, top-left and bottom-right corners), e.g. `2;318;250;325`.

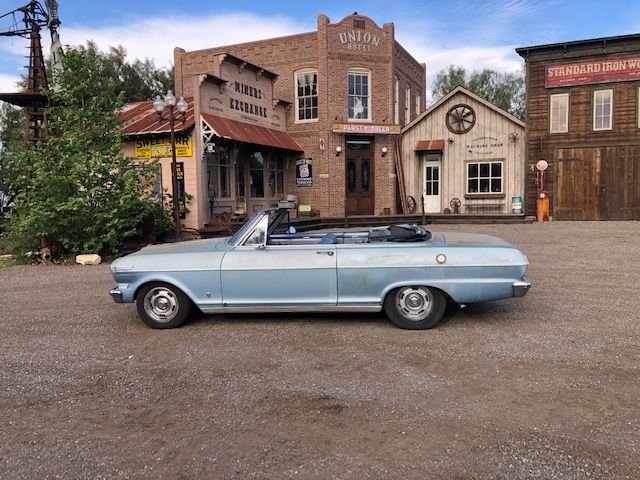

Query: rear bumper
512;280;531;298
109;287;123;303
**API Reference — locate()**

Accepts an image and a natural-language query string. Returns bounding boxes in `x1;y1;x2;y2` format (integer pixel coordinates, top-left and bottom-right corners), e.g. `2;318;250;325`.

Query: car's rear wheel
136;282;190;329
383;286;446;330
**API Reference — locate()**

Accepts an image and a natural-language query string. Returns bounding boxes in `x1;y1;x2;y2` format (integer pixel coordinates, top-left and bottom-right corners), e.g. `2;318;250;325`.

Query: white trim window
593;89;613;131
295;70;318;122
549;93;569;133
415;92;421;115
394;75;399;124
348;69;370;121
467;161;503;194
405;86;411;124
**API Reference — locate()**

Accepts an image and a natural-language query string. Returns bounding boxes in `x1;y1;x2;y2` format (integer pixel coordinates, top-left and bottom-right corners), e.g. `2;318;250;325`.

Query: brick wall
175;13;425;217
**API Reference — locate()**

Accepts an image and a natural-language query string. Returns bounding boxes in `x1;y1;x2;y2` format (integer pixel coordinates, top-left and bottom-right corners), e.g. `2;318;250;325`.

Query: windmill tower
0;0;63;147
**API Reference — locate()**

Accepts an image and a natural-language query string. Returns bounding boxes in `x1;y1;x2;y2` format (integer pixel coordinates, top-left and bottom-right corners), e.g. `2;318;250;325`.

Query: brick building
174;13;426;224
517;34;640;220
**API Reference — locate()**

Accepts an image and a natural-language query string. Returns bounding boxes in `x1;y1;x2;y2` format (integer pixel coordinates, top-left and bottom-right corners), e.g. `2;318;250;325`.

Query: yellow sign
133;136;192;158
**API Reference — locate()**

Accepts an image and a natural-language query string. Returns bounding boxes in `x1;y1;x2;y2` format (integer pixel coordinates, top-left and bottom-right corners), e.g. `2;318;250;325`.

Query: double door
557;146;640;220
345;139;374;215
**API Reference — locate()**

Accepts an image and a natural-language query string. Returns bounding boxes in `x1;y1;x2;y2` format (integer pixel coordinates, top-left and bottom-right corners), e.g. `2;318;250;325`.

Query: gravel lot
1;221;639;479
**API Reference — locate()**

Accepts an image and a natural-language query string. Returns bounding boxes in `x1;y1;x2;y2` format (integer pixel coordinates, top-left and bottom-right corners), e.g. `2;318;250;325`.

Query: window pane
347;160;356;193
426;168;432;181
480;164;490;177
296;71;318;121
491;179;502;193
480;179;490;192
491;163;502;177
433;182;439;196
433;167;439;181
426;182;432;196
468;164;478;177
361;160;370;192
468;179;478;193
348;71;369;120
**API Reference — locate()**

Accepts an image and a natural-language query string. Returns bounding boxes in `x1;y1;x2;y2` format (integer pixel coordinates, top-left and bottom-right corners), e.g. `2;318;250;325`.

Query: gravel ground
1;221;639;479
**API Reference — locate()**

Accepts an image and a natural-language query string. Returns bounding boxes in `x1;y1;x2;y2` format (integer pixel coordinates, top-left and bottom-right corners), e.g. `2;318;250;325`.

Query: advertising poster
296;158;313;187
176;162;186;218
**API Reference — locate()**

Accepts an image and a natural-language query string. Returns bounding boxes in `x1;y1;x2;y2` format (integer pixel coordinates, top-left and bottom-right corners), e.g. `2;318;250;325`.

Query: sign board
134;136;192;158
332;123;401;135
296;158;313;187
546;56;640;87
176;162;186;219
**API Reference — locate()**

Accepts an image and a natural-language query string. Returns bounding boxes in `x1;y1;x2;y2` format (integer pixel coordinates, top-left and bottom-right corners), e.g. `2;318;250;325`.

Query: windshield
227;208;290;246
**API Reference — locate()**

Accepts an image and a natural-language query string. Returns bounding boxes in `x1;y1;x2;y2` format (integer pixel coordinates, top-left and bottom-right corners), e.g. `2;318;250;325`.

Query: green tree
432;65;525;120
72;41;173;103
0;103;25;213
11;46;159;254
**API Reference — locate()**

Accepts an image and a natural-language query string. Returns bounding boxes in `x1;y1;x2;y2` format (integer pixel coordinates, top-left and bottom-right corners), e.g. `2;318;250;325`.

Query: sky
1;0;640;102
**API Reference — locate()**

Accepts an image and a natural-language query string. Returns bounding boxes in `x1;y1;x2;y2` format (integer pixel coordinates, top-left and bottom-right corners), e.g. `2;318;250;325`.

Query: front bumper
109;287;123;303
512;280;532;298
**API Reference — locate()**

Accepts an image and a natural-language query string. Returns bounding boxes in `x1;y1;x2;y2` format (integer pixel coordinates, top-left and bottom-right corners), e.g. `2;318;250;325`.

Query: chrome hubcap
396;287;434;321
144;287;179;323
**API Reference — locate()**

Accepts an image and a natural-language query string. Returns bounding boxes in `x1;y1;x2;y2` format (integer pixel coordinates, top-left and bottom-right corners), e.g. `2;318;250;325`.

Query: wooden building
401;86;525;215
517;34;640;220
118;54;302;231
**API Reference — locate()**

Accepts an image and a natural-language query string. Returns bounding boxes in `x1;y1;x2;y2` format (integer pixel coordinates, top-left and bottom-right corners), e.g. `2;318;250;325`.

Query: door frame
422;154;442;213
345;137;375;215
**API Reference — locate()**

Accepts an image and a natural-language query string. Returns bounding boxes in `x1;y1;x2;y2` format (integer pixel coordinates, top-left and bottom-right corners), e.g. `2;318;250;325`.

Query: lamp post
153;90;188;241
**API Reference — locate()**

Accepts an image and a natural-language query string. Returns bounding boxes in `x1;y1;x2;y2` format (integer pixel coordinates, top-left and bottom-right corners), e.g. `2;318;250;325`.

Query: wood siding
401;91;525;214
522;43;640;220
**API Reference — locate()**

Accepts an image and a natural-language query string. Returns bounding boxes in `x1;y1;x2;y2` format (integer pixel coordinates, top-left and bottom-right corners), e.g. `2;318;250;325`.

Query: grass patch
0;257;17;269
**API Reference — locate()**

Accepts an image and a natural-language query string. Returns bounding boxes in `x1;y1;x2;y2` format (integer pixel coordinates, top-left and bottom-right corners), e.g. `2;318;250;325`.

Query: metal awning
415;139;445;152
120;98;196;135
201;112;303;152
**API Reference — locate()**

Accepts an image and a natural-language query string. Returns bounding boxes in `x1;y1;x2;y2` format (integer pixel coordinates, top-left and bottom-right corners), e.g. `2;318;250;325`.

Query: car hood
122;237;230;257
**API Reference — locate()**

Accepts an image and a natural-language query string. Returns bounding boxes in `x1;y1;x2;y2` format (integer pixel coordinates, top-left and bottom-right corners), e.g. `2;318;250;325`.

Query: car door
220;218;337;307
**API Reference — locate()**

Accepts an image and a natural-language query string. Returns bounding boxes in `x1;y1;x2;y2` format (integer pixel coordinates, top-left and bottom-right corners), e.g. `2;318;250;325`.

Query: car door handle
316;251;334;256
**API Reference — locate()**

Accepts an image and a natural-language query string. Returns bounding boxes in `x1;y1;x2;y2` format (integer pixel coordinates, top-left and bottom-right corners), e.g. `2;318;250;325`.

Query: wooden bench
463;201;505;213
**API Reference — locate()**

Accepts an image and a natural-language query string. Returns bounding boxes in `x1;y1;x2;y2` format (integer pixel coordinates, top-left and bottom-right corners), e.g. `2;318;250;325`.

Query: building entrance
345;139;374;215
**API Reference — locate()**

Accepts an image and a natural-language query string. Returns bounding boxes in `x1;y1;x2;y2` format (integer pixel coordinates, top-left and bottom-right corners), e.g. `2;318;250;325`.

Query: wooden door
557;146;640;220
345;140;374;215
556;148;602;220
601;146;640;220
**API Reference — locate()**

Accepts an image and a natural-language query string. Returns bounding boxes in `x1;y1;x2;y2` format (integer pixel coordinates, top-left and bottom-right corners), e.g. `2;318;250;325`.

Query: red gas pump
535;160;549;222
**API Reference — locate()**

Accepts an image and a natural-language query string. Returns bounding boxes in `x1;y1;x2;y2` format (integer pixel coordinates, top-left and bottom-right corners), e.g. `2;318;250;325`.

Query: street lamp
153;90;188;241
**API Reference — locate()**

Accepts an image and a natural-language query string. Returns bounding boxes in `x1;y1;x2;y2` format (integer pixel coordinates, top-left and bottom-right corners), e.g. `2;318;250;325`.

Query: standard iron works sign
134;136;193;158
546;56;640;87
333;123;401;134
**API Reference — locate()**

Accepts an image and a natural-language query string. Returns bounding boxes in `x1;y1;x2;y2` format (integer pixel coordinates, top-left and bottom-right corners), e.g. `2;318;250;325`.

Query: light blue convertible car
109;207;530;330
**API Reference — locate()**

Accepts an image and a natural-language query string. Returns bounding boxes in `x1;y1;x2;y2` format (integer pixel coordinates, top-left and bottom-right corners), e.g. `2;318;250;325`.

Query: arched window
294;69;318;122
348;69;371;121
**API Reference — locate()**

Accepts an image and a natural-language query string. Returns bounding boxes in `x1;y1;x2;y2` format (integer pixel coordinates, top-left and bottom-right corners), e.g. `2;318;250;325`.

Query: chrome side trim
512;280;531;298
109;288;123;303
199;305;382;314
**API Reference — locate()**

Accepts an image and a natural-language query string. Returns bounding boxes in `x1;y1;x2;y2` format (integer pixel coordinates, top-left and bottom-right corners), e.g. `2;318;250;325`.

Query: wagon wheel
450;197;461;214
407;195;417;214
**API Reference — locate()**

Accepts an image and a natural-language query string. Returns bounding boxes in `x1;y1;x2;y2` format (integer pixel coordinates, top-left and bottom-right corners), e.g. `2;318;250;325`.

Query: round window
446;104;476;134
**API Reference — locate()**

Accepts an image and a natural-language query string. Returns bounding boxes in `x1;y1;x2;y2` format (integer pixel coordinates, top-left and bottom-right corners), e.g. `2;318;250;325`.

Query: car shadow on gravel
184;311;392;329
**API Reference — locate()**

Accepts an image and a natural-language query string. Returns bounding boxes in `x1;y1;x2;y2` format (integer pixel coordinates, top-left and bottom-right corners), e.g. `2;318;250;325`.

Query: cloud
0;73;22;93
60;12;308;69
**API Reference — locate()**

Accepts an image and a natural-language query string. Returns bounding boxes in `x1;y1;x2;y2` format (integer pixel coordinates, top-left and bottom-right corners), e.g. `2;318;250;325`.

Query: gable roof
402;86;525;134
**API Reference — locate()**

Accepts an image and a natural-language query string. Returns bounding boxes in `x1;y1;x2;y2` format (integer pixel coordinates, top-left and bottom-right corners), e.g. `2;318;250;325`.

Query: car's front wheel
136;282;191;329
383;286;446;330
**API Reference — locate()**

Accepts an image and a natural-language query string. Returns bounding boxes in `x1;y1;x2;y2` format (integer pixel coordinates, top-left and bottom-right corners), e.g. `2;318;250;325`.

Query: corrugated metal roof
120;97;195;136
201;112;303;152
415;139;445;152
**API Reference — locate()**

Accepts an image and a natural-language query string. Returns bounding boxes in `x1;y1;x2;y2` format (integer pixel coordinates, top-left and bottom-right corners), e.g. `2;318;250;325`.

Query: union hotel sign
546;56;640;87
